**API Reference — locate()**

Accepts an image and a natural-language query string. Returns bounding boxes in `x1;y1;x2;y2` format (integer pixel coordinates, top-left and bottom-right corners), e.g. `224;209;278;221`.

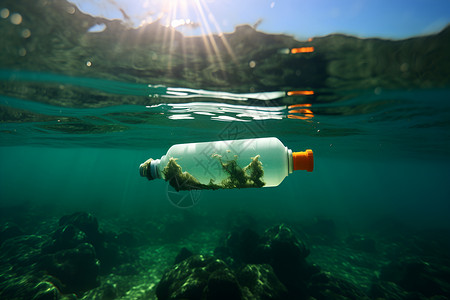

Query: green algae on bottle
139;137;313;191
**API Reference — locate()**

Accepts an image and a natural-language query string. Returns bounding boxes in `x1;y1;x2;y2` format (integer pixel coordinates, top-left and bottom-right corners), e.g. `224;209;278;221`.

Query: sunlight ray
199;0;238;65
167;1;178;73
190;2;215;67
192;0;226;78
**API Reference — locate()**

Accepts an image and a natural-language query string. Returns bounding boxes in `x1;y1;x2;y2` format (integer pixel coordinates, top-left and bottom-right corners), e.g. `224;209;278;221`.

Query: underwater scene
1;0;450;299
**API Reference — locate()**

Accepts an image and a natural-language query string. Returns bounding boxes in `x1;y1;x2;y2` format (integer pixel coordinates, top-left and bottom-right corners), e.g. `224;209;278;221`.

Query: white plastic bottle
139;137;313;191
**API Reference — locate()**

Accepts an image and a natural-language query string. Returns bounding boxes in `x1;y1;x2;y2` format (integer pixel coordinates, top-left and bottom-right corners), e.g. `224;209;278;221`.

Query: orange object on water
288;115;312;120
287;103;314;120
291;47;314;54
287;90;314;96
288;103;312;109
293;150;314;172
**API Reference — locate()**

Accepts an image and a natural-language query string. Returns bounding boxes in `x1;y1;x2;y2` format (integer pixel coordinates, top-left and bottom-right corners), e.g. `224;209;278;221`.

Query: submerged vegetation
162;155;265;191
162;158;221;191
216;154;265;189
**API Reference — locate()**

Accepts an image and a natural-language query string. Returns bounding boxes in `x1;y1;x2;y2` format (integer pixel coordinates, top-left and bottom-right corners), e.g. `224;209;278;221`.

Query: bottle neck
287;148;294;174
150;159;161;179
139;158;161;180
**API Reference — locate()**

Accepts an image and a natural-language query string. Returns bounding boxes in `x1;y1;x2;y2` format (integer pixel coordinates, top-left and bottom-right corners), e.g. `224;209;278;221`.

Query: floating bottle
139;137;313;191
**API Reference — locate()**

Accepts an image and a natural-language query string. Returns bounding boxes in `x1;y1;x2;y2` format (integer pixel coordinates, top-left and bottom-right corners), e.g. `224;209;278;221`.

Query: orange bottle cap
292;150;314;172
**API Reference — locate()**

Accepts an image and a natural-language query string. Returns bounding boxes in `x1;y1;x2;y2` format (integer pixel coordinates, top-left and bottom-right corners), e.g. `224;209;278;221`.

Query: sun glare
70;0;238;82
155;0;237;72
160;0;194;28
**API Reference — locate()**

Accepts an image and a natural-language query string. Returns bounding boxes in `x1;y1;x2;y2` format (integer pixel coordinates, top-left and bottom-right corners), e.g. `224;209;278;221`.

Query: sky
69;0;450;40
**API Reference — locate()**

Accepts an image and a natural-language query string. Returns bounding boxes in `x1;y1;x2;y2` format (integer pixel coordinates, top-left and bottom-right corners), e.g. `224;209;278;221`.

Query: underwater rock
260;224;310;260
237;264;288;300
54;212;125;274
213;246;234;267
58;212;101;244
380;257;450;298
174;247;194;264
0;234;48;274
97;281;119;300
205;268;242;300
215;224;316;297
0;275;66;300
157;254;290;300
156;254;232;300
81;280;120;300
214;228;262;270
369;280;409;300
257;224;311;291
32;280;65;300
50;224;89;252
307;271;370;299
0;235;66;299
0;235;68;297
0;222;25;246
41;242;100;294
95;241;122;275
0;212;135;298
346;234;377;253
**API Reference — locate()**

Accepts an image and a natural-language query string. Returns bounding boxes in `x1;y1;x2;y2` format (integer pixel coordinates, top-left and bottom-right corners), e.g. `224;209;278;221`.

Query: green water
1;80;450;227
0;0;449;227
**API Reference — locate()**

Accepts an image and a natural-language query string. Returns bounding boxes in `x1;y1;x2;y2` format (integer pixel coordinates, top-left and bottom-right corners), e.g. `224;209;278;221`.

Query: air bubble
374;87;382;95
10;13;22;25
400;63;409;72
66;6;75;14
0;8;10;19
21;29;31;38
18;48;26;56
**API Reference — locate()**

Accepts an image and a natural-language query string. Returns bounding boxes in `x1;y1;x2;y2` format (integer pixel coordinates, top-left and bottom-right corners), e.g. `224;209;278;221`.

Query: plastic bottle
139;137;313;191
